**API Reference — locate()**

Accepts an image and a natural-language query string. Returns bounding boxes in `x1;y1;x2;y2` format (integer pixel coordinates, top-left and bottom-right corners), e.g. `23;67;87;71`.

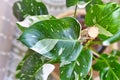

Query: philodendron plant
13;0;120;80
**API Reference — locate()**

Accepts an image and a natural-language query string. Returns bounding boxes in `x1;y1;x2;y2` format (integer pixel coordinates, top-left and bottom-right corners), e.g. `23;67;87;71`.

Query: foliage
66;0;90;7
16;50;53;80
12;0;120;80
13;0;48;21
93;53;120;80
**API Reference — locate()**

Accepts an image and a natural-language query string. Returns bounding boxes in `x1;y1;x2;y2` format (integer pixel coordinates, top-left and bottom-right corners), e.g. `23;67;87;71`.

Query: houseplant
13;0;120;80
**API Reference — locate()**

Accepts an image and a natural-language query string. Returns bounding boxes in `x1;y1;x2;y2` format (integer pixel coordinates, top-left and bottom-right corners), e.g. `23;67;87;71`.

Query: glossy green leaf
17;15;55;32
13;0;48;21
86;0;103;12
93;54;120;80
85;0;103;27
66;0;90;7
103;31;120;46
16;50;54;80
18;17;82;63
85;3;120;37
60;49;92;80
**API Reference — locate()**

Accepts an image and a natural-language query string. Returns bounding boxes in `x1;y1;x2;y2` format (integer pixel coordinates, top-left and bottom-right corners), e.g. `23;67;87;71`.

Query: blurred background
0;0;120;80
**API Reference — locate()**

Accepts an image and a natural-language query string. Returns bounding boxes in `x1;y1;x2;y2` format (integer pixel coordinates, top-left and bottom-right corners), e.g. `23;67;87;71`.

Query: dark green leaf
18;17;82;63
60;48;92;80
17;15;55;32
85;3;120;38
93;54;120;80
13;0;48;21
66;0;90;7
16;50;54;80
66;0;78;7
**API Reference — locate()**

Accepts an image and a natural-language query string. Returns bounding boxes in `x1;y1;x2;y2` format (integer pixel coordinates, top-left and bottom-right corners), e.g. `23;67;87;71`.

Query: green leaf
84;75;93;80
93;54;120;80
97;24;113;37
85;0;103;26
86;0;103;12
111;50;120;57
103;31;120;46
66;0;90;7
85;3;120;37
66;0;78;7
109;50;120;63
60;48;93;80
17;15;55;32
13;0;48;21
16;50;54;80
18;17;82;63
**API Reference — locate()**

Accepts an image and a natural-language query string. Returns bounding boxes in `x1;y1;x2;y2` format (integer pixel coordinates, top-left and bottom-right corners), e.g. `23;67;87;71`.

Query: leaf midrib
36;39;81;42
101;56;119;80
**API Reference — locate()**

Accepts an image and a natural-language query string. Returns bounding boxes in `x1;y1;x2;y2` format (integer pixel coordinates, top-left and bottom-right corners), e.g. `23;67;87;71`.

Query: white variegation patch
41;64;55;80
31;39;58;57
17;15;53;28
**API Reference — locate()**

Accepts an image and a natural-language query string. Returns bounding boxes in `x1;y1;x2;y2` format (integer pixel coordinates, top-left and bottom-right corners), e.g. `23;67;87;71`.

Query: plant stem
90;48;100;57
74;5;78;18
89;68;93;80
85;39;93;49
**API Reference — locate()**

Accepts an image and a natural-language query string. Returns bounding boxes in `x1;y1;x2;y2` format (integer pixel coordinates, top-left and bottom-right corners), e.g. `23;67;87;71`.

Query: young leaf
18;17;82;63
13;0;48;21
17;15;55;32
60;48;93;80
85;3;120;37
93;54;120;80
16;50;54;80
